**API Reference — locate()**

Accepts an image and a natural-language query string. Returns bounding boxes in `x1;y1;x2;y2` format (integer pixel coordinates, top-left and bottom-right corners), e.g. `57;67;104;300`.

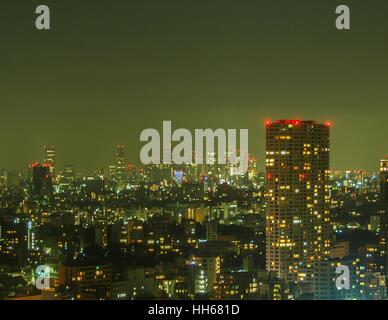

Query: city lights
1;0;388;306
0;120;386;301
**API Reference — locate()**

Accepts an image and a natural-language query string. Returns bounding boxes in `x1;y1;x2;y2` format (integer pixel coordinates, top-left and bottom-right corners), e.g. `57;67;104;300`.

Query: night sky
1;0;388;173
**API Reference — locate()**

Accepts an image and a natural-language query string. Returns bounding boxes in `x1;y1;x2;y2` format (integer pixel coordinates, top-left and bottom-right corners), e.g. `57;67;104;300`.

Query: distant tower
379;158;388;276
44;145;56;176
265;120;332;287
31;162;52;197
63;163;75;186
115;145;127;190
247;156;258;181
64;163;75;181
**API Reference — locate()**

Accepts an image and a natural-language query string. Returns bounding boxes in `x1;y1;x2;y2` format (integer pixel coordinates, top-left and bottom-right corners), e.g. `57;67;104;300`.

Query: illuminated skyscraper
379;158;388;276
115;144;127;190
44;145;56;176
265;120;332;288
59;163;75;192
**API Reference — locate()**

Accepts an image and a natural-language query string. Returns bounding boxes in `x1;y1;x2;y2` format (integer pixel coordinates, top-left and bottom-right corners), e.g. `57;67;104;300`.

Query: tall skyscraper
59;163;75;192
31;162;53;198
44;145;56;176
265;120;332;288
63;163;75;181
379;158;388;276
115;144;127;190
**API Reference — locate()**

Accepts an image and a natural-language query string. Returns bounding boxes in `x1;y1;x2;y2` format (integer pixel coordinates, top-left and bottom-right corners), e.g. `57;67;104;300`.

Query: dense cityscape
0;119;387;300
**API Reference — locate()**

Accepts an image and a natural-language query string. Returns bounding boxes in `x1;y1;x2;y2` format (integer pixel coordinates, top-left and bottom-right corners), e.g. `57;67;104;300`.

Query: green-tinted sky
1;0;388;173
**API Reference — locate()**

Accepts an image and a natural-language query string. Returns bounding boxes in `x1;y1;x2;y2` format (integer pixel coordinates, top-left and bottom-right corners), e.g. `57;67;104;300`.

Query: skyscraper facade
265;120;332;287
379;158;388;276
115;145;127;190
44;145;56;176
31;162;53;198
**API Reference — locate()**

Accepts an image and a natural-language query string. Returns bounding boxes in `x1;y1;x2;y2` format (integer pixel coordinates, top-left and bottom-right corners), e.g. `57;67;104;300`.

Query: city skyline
1;117;386;300
1;122;387;175
2;0;388;302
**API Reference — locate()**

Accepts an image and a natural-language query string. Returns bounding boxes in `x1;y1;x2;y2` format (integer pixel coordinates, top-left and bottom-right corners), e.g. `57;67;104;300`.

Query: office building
314;257;363;300
115;144;127;191
44;145;56;176
31;162;53;198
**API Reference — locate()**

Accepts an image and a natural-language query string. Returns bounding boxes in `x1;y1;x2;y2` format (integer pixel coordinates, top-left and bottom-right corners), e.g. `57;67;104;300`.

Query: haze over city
1;0;388;172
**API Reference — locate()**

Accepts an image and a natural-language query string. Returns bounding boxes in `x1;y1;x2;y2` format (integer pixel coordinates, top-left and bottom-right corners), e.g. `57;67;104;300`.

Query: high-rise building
31;162;53;198
379;158;388;276
44;145;56;176
265;120;332;288
115;145;127;190
63;163;75;185
58;163;75;193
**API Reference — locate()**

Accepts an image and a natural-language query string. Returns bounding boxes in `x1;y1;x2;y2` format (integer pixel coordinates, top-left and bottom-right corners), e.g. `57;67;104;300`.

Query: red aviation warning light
264;119;272;127
31;162;39;168
279;120;301;126
325;121;332;127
